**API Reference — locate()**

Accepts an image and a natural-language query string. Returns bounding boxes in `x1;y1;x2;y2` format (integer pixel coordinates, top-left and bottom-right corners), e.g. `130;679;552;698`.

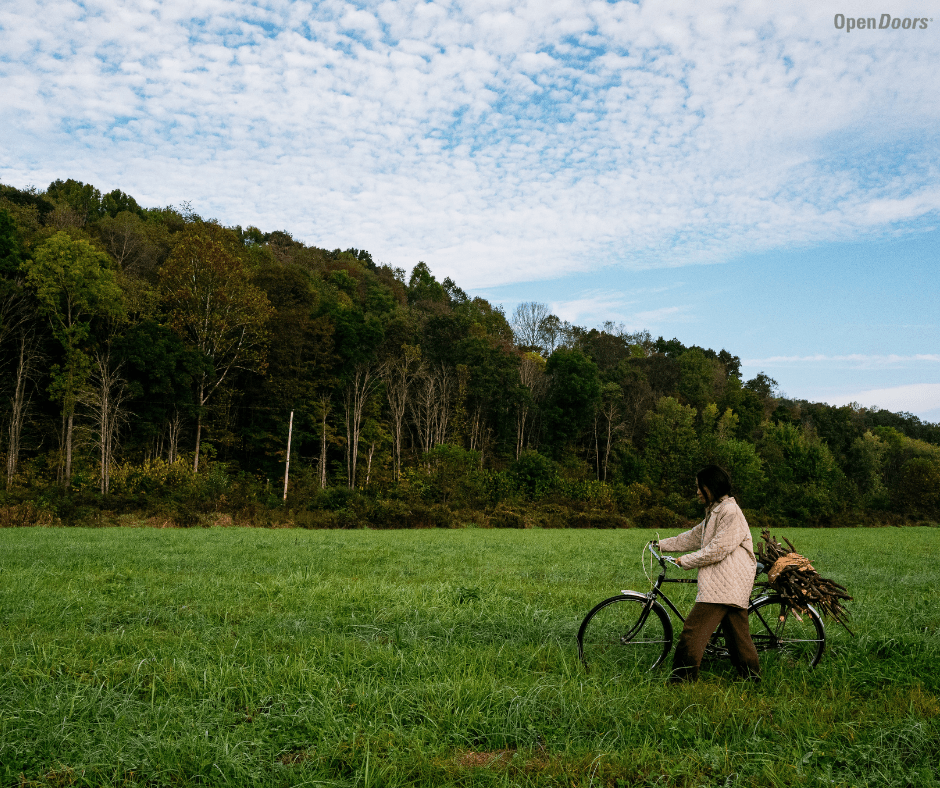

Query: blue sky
1;0;938;419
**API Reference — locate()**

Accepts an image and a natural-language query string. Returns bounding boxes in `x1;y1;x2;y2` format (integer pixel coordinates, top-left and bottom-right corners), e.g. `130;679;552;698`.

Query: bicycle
577;540;826;674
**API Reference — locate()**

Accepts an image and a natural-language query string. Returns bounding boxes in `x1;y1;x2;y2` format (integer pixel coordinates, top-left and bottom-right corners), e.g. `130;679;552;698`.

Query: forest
1;178;938;530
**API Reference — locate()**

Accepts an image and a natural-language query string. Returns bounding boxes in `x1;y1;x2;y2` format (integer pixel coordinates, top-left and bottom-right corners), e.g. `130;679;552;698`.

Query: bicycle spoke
578;595;673;674
748;597;825;668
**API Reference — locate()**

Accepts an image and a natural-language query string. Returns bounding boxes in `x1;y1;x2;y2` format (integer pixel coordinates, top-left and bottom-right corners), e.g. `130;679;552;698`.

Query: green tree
101;189;144;218
0;208;28;345
719;376;765;441
117;319;202;463
643;396;700;497
45;179;104;226
846;431;889;509
677;348;724;411
160;226;273;472
758;422;847;524
542;348;601;459
697;404;765;505
896;457;940;518
24;232;123;486
0;208;41;489
408;262;447;305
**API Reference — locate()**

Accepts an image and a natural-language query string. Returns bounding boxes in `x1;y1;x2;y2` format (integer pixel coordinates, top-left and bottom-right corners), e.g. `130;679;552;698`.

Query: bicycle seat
755;561;766;576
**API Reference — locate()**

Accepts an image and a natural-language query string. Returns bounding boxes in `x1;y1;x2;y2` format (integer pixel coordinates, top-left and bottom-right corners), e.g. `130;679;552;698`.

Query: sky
1;0;938;420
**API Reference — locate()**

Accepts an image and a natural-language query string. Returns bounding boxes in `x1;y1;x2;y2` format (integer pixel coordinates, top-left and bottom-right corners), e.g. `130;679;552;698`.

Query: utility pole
283;410;293;501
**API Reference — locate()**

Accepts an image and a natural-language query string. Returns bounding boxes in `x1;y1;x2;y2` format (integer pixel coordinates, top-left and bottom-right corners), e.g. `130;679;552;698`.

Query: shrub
896;457;940;518
758;422;848;525
365;499;414;529
635;505;688;530
568;510;631;529
489;503;525;529
612;482;654;514
0;501;56;527
422;445;484;508
509;450;556;500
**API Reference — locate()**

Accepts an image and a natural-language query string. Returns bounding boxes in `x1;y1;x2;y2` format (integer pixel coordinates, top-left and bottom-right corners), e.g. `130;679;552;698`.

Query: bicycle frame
632;541;697;629
635;542;778;654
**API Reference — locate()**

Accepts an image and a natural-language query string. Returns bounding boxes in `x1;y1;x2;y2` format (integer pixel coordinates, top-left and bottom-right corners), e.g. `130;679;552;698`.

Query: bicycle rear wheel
578;593;673;674
748;595;826;668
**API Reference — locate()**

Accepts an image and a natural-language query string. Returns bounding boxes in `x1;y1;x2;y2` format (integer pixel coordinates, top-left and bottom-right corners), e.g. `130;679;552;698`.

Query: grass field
1;526;938;787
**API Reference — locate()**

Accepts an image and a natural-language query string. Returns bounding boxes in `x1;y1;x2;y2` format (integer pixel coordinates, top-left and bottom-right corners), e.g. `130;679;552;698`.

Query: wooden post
283;410;293;501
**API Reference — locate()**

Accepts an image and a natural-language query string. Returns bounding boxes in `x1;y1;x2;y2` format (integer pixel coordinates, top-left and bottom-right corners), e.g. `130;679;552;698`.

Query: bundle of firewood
755;530;854;635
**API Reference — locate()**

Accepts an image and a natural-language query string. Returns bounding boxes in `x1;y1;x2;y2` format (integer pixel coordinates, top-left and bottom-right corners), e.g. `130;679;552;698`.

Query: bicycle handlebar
647;540;682;569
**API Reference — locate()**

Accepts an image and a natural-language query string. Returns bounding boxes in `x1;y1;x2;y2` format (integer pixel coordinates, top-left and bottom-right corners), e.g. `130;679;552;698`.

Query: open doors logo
834;14;932;31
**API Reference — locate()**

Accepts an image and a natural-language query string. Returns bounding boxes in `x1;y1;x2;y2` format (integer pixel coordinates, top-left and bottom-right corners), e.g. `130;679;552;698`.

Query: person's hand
676;556;689;570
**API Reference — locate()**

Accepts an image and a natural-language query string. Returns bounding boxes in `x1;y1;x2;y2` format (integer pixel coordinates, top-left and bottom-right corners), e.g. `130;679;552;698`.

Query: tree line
1;178;938;528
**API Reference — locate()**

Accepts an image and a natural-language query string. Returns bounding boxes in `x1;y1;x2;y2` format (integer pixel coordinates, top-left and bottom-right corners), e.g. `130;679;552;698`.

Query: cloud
826;383;940;418
546;291;691;329
743;354;940;368
2;0;940;288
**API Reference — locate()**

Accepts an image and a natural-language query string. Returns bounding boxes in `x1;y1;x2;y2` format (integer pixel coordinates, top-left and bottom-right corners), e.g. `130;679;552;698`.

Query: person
658;465;760;683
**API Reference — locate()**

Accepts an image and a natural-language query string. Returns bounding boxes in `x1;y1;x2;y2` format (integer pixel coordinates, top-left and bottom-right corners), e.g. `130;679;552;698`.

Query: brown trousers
670;602;760;682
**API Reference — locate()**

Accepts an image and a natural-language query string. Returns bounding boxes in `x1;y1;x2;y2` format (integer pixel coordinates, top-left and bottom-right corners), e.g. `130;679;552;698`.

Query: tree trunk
515;404;528;460
319;395;330;489
410;364;453;458
594;412;600;481
167;410;182;463
89;350;126;495
56;412;66;487
282;410;293;501
469;405;485;452
63;410;74;489
604;408;614;482
381;349;422;482
6;332;38;489
194;380;205;473
344;364;377;489
365;441;375;487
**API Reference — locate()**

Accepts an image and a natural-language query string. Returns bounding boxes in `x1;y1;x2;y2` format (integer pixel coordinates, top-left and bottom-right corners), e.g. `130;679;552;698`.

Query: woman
658;465;760;683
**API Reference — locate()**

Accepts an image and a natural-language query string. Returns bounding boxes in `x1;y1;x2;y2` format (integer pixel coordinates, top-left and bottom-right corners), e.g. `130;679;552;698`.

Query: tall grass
1;527;938;787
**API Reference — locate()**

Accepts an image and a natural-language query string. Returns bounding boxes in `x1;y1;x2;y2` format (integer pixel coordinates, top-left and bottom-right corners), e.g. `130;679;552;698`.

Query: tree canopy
0;177;937;527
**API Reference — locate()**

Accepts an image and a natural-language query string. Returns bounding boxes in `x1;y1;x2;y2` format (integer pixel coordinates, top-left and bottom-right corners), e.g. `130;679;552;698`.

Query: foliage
541;348;601;458
758;422;848;525
509;450;557;499
896;457;940;518
643;396;700;497
0;177;938;527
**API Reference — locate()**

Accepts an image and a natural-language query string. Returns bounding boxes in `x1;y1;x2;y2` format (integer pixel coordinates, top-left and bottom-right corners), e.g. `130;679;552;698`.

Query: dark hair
696;465;731;503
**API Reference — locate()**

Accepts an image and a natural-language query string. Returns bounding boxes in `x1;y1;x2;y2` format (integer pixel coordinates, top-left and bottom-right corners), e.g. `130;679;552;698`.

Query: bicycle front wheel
748;595;826;668
578;592;673;674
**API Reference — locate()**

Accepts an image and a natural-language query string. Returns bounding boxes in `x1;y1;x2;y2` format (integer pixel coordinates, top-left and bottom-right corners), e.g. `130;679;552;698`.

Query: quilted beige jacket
658;496;756;608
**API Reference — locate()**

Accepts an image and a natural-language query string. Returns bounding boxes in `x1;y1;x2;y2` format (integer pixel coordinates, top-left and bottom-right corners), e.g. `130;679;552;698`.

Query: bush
568;510;631;529
635;505;688;530
365;499;414;529
422;445;484;508
896;457;940;518
758;422;848;525
509;451;556;500
0;501;56;527
489;503;525;528
550;478;614;509
612;482;654;514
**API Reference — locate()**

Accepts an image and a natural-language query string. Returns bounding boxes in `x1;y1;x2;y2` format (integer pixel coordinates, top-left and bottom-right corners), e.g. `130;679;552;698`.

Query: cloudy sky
2;0;938;419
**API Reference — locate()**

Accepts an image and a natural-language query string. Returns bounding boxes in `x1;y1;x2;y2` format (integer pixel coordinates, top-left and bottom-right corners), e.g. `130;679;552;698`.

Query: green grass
0;526;938;787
